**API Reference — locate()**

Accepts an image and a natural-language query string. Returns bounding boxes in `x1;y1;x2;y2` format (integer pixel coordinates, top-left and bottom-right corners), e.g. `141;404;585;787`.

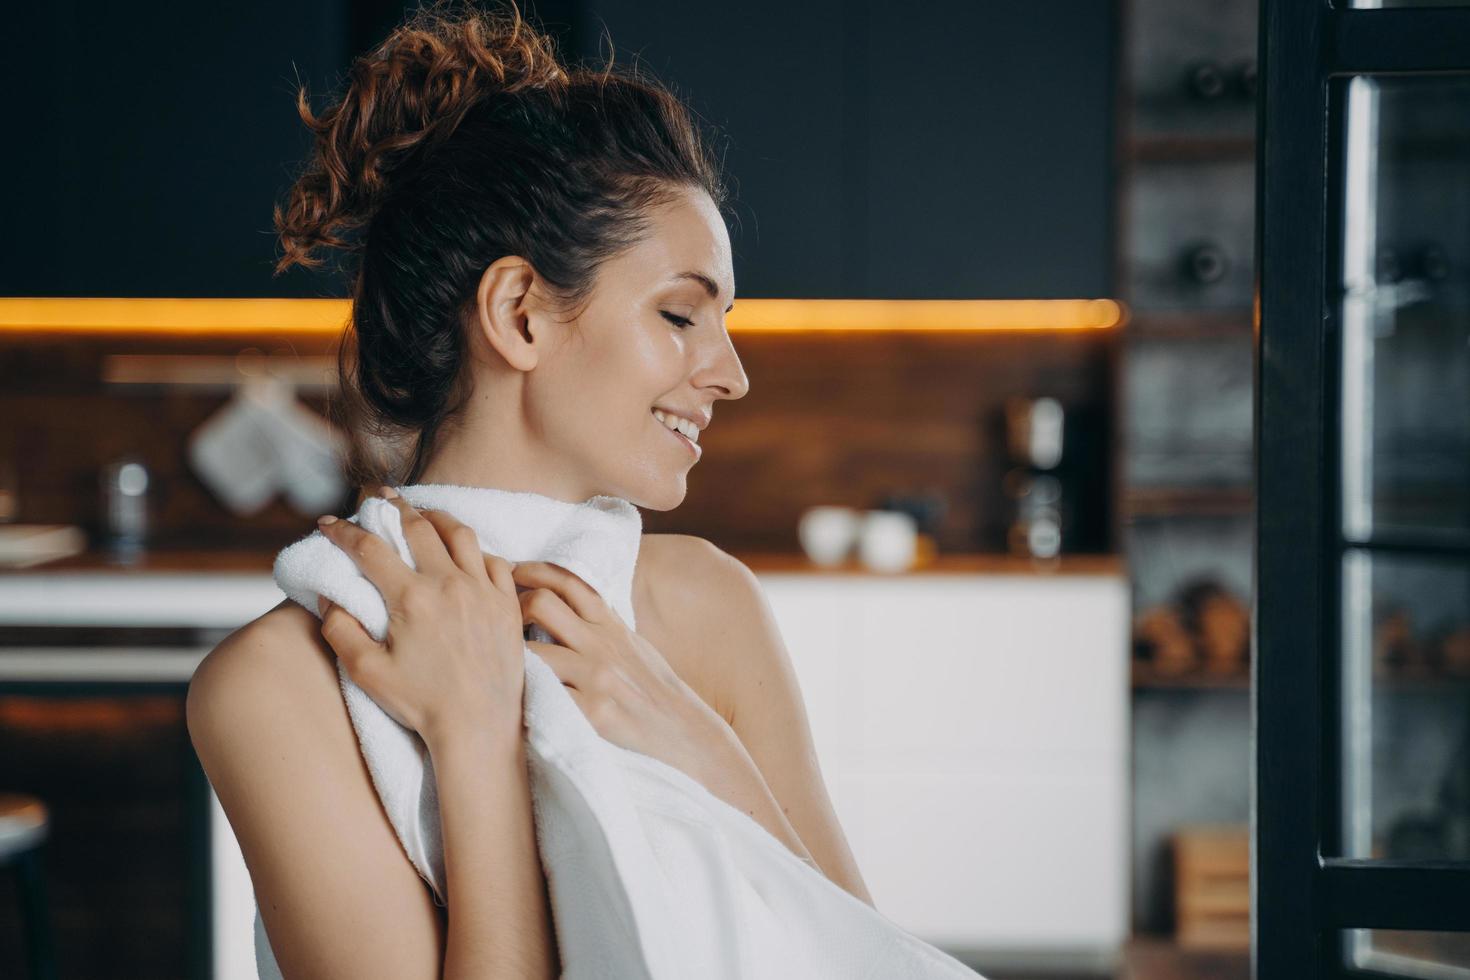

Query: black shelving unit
1114;0;1260;945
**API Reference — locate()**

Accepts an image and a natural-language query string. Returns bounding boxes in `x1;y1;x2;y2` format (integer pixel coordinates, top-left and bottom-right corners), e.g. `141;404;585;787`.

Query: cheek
617;324;688;395
556;358;656;440
545;322;684;440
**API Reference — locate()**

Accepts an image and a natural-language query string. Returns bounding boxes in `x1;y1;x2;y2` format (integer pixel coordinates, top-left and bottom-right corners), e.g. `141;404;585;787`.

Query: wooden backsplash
1;329;1116;555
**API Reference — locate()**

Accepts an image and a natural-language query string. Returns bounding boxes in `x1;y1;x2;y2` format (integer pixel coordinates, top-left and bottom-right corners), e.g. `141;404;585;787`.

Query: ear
473;255;543;372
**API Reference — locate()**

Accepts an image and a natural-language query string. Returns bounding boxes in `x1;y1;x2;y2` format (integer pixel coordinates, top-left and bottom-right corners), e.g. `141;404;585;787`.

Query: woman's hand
313;489;528;749
513;561;737;781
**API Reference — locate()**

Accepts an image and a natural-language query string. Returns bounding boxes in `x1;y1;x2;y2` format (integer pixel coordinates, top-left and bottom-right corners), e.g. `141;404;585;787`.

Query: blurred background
0;0;1461;978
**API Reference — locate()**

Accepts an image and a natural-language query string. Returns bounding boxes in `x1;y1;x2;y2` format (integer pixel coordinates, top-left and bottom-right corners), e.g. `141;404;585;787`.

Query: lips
653;411;702;460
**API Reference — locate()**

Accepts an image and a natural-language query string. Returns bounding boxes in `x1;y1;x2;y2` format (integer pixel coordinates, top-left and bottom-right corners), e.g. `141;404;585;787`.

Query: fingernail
379;485;399;499
318;515;338;525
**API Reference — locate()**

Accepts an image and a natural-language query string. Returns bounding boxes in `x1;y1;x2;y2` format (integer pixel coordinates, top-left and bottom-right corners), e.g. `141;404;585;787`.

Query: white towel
256;483;982;979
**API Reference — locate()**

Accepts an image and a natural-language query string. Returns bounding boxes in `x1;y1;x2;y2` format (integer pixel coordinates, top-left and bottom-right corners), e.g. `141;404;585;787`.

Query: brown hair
274;0;729;491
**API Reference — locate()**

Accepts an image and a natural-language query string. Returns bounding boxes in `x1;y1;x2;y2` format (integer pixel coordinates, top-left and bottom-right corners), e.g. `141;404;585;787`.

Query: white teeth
652;408;700;443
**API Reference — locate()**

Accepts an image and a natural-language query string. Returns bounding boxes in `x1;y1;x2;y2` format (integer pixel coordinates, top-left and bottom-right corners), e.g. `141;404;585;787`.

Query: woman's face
523;185;749;510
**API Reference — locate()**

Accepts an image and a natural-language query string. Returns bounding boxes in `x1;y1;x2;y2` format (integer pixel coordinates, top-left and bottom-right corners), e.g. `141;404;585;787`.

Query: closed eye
661;311;694;329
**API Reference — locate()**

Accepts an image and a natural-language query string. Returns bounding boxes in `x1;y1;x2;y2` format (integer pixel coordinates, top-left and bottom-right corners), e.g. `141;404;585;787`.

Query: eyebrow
670;271;735;313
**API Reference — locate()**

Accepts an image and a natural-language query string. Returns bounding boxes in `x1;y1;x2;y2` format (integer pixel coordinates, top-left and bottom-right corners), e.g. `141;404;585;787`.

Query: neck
413;411;602;507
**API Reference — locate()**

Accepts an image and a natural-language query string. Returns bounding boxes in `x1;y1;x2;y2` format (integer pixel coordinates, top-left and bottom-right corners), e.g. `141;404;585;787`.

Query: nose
698;331;750;401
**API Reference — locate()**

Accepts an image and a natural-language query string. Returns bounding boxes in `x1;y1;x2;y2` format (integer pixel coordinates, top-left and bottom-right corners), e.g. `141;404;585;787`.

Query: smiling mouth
652;410;702;460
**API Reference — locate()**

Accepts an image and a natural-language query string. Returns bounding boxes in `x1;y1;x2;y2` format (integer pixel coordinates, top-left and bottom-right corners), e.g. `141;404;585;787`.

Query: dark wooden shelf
1123;310;1254;338
1132;663;1250;690
1366;668;1470;693
1129;134;1257;163
1121;934;1250;980
1123;487;1255;518
1132;662;1470;692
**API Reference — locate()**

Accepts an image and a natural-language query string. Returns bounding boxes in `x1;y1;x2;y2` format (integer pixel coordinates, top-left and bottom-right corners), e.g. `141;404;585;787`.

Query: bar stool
0;793;56;980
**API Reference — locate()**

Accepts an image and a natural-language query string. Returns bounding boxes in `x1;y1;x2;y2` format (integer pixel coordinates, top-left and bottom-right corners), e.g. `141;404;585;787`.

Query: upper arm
186;602;445;980
664;538;875;907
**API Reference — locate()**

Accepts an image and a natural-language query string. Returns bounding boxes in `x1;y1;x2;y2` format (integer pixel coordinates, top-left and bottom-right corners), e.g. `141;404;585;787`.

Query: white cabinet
757;572;1130;963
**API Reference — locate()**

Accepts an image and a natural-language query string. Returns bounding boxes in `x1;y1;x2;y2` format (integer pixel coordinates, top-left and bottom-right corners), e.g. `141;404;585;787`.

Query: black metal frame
1256;2;1470;979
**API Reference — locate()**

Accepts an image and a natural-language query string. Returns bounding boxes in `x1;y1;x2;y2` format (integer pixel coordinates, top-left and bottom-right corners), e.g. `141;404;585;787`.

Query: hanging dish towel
257;483;983;979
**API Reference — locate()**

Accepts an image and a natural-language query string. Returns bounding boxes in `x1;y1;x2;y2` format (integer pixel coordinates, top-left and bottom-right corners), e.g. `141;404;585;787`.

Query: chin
624;473;688;512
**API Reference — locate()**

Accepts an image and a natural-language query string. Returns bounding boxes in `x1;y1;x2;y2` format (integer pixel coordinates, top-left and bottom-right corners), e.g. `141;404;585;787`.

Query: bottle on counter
101;456;151;564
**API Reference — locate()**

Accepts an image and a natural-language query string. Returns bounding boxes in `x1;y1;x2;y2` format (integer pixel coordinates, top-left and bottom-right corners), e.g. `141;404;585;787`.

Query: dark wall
576;0;1116;299
855;0;1114;299
570;0;850;298
2;2;352;297
1;1;1113;300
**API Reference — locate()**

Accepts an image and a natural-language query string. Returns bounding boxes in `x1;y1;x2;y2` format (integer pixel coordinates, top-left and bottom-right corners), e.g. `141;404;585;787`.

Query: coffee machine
1002;396;1067;559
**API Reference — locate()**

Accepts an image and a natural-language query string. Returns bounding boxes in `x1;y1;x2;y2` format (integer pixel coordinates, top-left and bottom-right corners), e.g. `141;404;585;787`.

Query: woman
186;3;872;977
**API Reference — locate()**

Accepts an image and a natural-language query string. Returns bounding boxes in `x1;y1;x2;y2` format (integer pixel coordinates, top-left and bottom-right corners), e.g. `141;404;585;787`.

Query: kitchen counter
0;568;285;628
4;546;1125;577
737;550;1123;576
0;549;1124;630
0;549;1126;684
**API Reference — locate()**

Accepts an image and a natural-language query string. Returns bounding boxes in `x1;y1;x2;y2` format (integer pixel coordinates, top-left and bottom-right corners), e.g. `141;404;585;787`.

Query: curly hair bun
271;0;726;491
273;1;567;274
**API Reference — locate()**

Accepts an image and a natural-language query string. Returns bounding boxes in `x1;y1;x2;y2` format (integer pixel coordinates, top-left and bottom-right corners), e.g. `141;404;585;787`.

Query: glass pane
1349;1;1470;7
1340;549;1470;862
1341;930;1470;977
1340;75;1470;537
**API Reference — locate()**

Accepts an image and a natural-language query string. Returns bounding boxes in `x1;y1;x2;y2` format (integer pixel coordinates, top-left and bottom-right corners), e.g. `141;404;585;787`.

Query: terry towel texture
254;483;982;979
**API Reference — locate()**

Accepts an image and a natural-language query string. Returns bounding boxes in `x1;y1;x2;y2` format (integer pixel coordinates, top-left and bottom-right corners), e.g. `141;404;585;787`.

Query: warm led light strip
0;298;351;336
0;296;1126;335
732;298;1125;332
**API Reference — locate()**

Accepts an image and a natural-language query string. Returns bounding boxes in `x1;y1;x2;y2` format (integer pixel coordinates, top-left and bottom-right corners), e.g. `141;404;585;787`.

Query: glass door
1257;3;1470;978
1339;71;1470;978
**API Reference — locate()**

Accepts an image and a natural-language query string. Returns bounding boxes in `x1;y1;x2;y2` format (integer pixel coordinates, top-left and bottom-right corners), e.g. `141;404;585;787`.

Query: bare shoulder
187;599;361;774
637;532;746;591
635;533;763;723
188;600;335;724
186;601;346;784
635;532;758;624
187;600;445;978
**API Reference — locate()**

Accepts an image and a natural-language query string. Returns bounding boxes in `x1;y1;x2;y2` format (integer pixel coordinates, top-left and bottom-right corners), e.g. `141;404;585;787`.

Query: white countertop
0;571;285;628
0;560;1126;684
0;572;286;683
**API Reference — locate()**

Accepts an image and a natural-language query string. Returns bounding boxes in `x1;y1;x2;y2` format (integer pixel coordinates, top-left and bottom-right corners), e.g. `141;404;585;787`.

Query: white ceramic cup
857;509;918;573
797;506;862;566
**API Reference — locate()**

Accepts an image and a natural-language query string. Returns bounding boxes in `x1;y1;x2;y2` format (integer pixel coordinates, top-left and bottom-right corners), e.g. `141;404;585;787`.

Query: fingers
520;586;593;649
397;503;515;597
484;554;516;596
511;561;610;624
528;640;620;730
417;508;491;579
525;639;588;689
316;516;416;606
560;684;597;728
377;489;457;576
316;596;386;665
